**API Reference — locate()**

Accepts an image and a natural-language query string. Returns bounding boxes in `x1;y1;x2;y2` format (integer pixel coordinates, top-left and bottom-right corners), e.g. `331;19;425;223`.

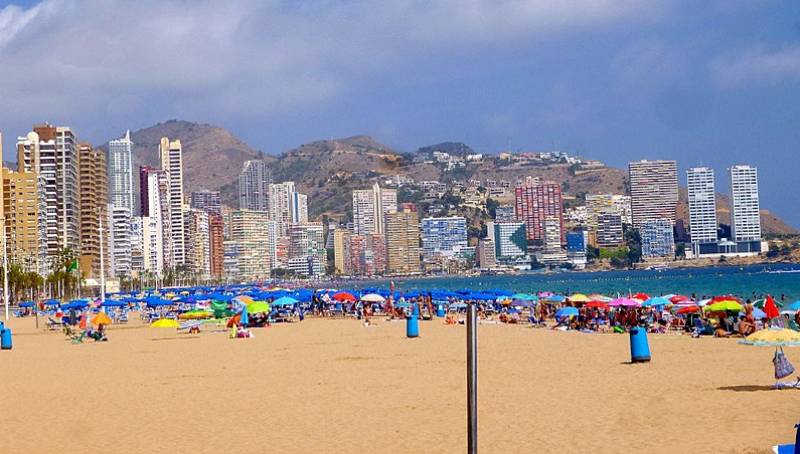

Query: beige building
333;229;347;275
78;144;110;278
230;209;273;280
385;205;421;275
1;166;41;272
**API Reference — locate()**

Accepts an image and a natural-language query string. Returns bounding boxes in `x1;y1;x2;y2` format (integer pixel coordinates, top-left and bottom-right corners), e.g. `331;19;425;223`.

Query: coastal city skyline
1;1;799;227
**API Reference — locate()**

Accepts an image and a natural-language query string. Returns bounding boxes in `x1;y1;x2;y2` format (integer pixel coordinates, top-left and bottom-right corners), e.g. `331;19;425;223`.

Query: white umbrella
360;293;386;303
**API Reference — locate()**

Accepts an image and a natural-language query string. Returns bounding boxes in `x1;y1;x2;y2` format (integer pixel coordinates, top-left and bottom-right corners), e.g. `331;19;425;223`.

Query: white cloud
0;0;665;139
710;45;800;88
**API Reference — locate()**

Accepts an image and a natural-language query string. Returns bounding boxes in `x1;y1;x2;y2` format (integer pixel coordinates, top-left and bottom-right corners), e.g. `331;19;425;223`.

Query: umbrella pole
467;303;478;454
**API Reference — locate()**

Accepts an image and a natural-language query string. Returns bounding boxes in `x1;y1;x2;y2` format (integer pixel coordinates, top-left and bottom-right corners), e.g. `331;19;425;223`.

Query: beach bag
773;346;795;380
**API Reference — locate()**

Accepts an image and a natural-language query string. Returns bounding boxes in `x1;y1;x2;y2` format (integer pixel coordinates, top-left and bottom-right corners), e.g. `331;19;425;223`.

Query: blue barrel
406;315;419;338
1;328;12;350
629;327;650;362
436;304;445;318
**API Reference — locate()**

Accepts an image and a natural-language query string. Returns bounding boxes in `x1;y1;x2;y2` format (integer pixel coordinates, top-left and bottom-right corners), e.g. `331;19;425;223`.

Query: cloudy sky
1;0;799;226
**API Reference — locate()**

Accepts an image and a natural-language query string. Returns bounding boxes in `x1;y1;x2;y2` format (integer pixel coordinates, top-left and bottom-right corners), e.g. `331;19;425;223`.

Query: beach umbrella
609;298;640;307
150;319;179;328
544;295;566;303
588;294;613;303
568;293;590;303
585;301;609;310
333;292;356;303
19;301;34;308
91;312;112;326
748;308;767;319
360;293;386;303
676;306;700;315
642;297;670;308
240;306;249;326
704;300;743;313
43;299;60;307
669;295;691;304
234;295;254;305
247;302;271;313
740;328;800;347
785;301;800;313
178;310;213;320
697;298;712;307
538;291;554;298
271;297;298;307
632;292;650;301
555;307;579;318
101;300;127;307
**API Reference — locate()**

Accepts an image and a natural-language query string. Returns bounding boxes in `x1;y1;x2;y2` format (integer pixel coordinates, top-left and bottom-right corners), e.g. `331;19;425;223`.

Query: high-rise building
686;167;718;245
628;160;678;228
494;205;516;223
77;144;109;278
108;206;132;278
1;167;41;272
129;216;144;274
190;190;221;217
208;214;224;279
269;182;308;236
230;210;274;280
596;213;624;247
385;206;421;275
421;216;468;259
287;222;326;277
333;229;347;275
352;183;397;235
140;167;172;274
486;221;527;259
729;165;761;242
476;238;496;269
185;209;211;279
514;180;563;243
641;219;675;258
17;124;81;259
159;137;186;266
238;160;272;212
107;130;135;213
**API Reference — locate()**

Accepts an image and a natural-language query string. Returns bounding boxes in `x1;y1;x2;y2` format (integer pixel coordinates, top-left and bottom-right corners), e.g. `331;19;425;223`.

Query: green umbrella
247;301;271;314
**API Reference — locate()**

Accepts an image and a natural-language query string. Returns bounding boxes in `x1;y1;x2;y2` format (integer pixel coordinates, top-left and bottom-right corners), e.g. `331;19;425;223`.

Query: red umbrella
676;306;700;315
632;292;649;301
333;292;356;303
585;301;609;310
670;295;690;303
712;295;742;303
764;295;780;320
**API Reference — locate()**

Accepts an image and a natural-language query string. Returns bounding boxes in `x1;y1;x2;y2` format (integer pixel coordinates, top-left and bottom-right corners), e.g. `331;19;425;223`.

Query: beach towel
774;346;795;380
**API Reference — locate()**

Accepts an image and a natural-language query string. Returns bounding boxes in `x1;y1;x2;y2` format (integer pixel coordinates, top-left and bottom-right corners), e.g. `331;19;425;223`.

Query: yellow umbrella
92;312;112;326
247;301;271;314
568;293;590;303
704;300;743;313
741;328;800;346
150;318;179;328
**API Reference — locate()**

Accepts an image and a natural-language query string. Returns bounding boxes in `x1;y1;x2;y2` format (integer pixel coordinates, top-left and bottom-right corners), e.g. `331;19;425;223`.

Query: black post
467;303;477;454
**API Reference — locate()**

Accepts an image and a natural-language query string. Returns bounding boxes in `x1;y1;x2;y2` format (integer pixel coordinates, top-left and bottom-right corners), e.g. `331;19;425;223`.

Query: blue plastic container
629;327;650;362
436;304;445;318
1;328;12;350
406;315;419;338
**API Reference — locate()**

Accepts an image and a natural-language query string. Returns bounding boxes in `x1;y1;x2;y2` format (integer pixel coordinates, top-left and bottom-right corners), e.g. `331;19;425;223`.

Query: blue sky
0;0;799;227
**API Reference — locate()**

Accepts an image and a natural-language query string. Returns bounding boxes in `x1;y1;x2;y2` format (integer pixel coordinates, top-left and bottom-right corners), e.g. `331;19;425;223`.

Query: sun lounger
46;317;63;331
70;331;86;344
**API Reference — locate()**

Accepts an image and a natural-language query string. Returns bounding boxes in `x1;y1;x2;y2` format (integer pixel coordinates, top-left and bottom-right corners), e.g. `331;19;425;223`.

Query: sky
0;0;799;227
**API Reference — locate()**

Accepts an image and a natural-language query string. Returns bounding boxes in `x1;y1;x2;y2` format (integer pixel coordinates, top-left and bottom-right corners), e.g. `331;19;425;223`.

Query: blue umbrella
555;307;579;318
545;295;567;303
240;305;249;326
43;299;61;307
642;297;670;308
786;301;800;312
101;300;127;307
19;301;34;308
272;296;299;307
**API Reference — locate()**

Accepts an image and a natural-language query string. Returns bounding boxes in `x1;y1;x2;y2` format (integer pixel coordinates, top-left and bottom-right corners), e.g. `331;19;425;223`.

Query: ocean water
363;264;800;302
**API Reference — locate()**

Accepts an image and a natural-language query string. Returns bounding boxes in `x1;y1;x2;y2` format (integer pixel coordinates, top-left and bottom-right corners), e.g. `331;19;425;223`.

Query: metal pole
99;210;106;303
467;303;477;454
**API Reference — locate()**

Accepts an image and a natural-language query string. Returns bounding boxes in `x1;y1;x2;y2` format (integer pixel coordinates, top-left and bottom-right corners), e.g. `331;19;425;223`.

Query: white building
628;160;678;228
159;137;186;265
107;131;135;277
269;182;308;236
687;167;718;244
420;216;468;259
486;221;527;259
352;183;397;235
730;165;761;242
108;205;132;277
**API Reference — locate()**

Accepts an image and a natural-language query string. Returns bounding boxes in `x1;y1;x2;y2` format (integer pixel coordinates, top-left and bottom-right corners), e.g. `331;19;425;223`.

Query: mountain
99;121;798;235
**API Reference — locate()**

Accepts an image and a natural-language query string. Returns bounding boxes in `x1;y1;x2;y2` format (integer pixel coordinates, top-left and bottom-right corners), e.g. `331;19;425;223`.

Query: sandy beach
1;315;798;453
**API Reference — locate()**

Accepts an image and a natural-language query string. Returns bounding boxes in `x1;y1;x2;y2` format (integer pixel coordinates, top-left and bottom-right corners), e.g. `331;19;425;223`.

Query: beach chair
119;312;128;324
70;331;86;344
46;317;63;331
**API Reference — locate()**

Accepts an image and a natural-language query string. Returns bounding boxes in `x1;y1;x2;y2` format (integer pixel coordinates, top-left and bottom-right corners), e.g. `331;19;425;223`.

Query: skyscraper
641;219;675;258
185;209;211;279
269;182;307;235
108;130;134;213
514;180;563;243
385;205;421;275
486;221;527;259
159;137;185;266
686;167;718;244
352;183;397;235
287;222;326;277
420;216;468;259
140;167;171;275
230;210;274;280
208;214;224;279
628;160;678;228
238;160;272;212
729;165;761;242
108;206;132;277
78;144;109;278
1;167;41;272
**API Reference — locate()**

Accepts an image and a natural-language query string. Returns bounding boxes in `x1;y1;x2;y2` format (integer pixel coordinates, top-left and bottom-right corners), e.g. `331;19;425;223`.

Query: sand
0;315;798;453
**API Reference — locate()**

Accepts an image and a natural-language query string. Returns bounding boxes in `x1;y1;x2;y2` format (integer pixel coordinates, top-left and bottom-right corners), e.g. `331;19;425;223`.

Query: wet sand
0;315;797;453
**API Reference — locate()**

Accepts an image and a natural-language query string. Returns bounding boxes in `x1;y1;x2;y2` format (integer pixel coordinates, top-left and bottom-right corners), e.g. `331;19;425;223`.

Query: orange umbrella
91;312;112;326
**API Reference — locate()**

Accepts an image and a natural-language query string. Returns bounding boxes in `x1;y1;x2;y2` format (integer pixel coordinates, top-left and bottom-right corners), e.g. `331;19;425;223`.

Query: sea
355;263;800;302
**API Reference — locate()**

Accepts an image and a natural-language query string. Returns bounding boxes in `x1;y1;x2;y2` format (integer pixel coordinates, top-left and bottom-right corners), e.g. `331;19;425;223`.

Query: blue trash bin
436;304;445;318
1;328;12;350
629;327;650;362
406;315;419;338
